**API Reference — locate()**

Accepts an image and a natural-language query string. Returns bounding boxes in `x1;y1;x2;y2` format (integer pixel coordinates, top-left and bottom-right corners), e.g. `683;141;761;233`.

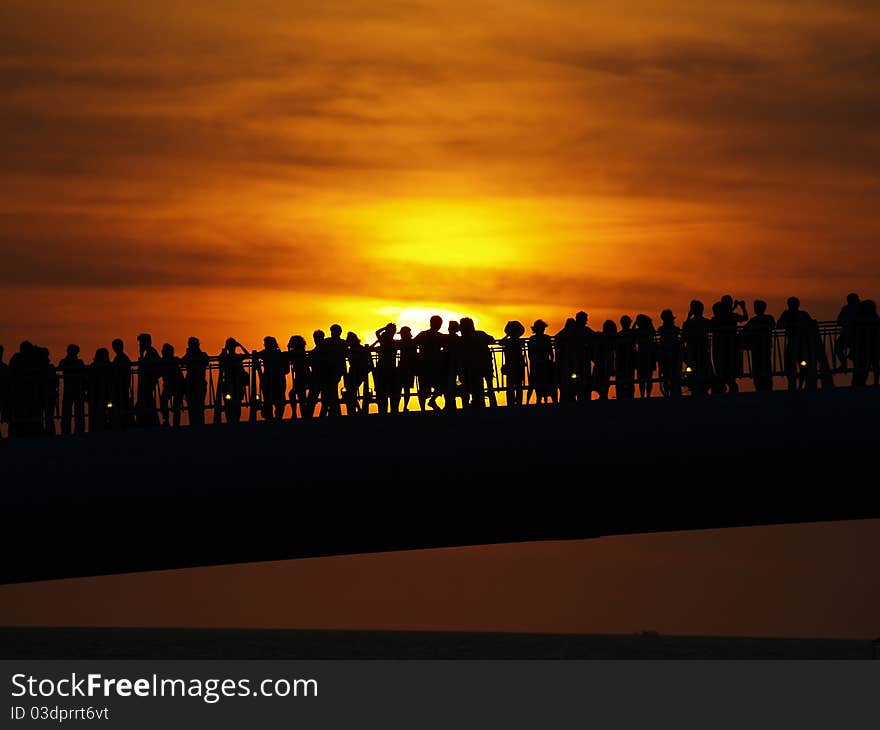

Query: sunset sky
2;0;880;357
2;2;880;640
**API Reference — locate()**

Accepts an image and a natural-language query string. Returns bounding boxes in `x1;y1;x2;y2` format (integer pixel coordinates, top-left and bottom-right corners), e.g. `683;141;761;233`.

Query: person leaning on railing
217;338;249;424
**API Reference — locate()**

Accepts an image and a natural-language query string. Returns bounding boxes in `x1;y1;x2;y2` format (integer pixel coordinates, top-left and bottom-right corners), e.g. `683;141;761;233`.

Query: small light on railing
224;394;232;401
571;373;578;379
800;360;808;367
685;366;693;373
107;402;113;408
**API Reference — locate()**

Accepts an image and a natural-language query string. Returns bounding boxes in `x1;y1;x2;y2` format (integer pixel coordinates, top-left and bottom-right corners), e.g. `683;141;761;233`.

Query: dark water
1;628;876;659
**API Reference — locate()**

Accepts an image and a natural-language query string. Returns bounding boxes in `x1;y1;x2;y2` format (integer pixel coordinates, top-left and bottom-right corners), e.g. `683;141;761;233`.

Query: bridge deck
2;388;879;583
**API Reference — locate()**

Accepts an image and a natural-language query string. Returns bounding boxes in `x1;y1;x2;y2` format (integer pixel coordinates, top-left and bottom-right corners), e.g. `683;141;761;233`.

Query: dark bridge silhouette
2;386;878;585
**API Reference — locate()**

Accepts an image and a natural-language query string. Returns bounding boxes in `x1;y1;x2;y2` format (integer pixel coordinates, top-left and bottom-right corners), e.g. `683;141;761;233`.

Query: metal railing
0;320;876;437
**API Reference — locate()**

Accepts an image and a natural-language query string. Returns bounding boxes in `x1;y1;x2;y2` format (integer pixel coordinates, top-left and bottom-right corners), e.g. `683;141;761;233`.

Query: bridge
2;386;878;584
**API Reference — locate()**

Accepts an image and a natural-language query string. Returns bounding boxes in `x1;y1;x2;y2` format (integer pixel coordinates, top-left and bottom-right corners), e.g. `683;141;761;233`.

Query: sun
348;198;538;269
376;305;475;332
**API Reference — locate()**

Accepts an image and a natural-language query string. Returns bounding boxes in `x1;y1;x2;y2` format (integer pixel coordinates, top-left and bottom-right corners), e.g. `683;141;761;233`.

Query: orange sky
2;0;880;357
2;3;880;639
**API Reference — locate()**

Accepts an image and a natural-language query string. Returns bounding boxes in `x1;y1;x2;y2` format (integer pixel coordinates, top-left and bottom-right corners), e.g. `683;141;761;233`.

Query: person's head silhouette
847;292;860;306
531;319;548;333
787;296;800;311
313;330;325;346
161;343;174;358
263;336;279;351
224;337;237;353
94;347;110;364
330;324;342;339
602;320;617;334
754;300;767;315
346;332;360;346
448;320;459;335
187;336;201;351
399;326;413;341
575;311;588;327
504;321;525;338
112;338;124;355
137;333;152;353
690;300;704;317
620;315;632;330
66;344;80;358
660;309;675;326
460;317;475;335
287;335;306;352
430;315;443;332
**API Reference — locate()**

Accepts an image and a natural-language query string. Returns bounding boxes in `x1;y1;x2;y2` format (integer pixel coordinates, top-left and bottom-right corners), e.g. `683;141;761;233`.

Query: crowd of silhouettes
0;293;878;437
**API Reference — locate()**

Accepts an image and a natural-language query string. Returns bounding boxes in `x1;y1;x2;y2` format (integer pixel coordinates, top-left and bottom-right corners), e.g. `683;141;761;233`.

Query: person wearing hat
656;310;682;397
527;319;555;404
499;320;526;406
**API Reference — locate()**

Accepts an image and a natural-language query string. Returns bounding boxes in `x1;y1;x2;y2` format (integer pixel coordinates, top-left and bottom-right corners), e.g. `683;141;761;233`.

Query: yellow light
685;366;693;373
571;373;577;379
382;305;470;332
800;360;808;367
349;199;535;269
224;394;232;401
106;402;113;408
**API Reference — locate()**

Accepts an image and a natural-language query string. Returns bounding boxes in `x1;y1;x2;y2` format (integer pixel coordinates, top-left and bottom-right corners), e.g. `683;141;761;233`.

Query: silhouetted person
373;323;398;415
656;309;681;397
181;337;209;426
135;333;160;427
38;346;58;436
571;311;594;402
306;330;326;418
682;300;712;396
852;299;880;387
554;318;577;402
8;342;44;437
414;315;448;410
632;314;656;398
218;338;249;424
321;324;347;417
710;296;747;394
397;326;417;412
157;343;183;427
777;297;814;390
344;332;373;415
742;300;775;392
87;348;113;432
58;344;86;434
592;320;617;400
458;317;495;407
286;335;310;418
615;315;636;399
253;336;287;420
527;319;556;404
499;321;526;406
111;338;134;427
443;320;461;411
836;293;860;372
